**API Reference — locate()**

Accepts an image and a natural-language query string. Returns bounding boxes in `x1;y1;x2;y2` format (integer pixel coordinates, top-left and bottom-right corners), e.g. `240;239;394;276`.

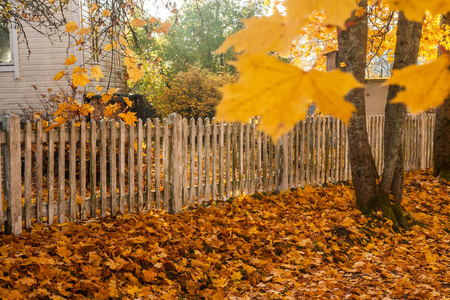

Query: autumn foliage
153;67;233;120
0;170;449;299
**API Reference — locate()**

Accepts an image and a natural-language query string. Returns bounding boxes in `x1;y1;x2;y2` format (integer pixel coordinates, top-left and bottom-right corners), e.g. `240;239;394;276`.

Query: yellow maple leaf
120;36;128;46
72;69;91;88
95;85;103;92
118;111;138;126
65;20;78;33
102;9;112;17
54;71;65;81
388;0;450;22
91;65;104;81
128;67;144;82
387;55;450;112
124;97;133;107
64;54;77;65
217;12;301;55
104;104;119;117
104;44;113;51
76;27;91;36
142;270;157;282
107;88;120;95
230;271;243;281
215;54;358;141
286;0;359;28
130;18;147;27
75;37;84;46
101;94;112;103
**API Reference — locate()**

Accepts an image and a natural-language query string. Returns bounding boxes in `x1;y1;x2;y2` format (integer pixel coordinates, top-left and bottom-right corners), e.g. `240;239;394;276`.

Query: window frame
0;21;20;79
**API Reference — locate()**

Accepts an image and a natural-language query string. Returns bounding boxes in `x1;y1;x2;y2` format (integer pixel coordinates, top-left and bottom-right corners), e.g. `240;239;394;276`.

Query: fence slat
137;119;144;211
211;121;217;201
36;121;43;224
239;122;244;195
294;122;299;188
110;121;117;216
3;116;21;235
182;118;189;206
218;122;225;199
262;132;268;192
59;124;67;223
69;121;77;221
204;118;211;201
163;119;170;209
129;123;136;212
268;135;274;191
89;121;96;219
119;121;126;214
154;118;162;209
189;118;196;204
24;121;32;228
146;119;153;209
225;122;231;198
299;121;305;187
250;119;256;194
197;118;204;202
79;121;86;220
100;121;107;218
48;127;56;224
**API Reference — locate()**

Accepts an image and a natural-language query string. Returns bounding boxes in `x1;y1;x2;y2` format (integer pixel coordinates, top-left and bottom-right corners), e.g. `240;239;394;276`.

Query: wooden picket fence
0;113;435;235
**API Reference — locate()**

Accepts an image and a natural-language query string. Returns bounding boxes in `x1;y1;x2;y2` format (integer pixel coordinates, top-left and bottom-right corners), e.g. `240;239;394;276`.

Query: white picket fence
0;113;435;235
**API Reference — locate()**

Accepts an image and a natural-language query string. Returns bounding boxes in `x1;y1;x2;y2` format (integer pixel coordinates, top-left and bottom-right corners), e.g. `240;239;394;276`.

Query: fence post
168;114;183;214
3;115;22;235
277;134;289;192
419;113;427;170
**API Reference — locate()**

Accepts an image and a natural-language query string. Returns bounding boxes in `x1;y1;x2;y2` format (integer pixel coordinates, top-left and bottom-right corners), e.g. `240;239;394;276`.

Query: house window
0;21;20;79
0;23;12;64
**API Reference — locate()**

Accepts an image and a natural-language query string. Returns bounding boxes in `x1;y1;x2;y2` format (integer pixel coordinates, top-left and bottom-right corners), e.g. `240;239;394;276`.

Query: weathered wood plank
182;118;189;206
79;121;86;220
189;118;196;204
256;120;262;192
197;118;204;202
100;121;107;218
36;121;43;224
59;124;67;223
48;127;56;224
154;118;162;209
204;118;211;201
305;117;311;185
89;121;97;219
146;119;153;209
218;122;224;199
225;122;231;198
24;121;32;228
250;119;256;194
69;121;77;221
129;123;136;212
169;114;183;214
211;120;218;200
3;116;22;235
299;121;305;187
110;121;117;216
137;119;144;211
119;121;126;214
239;122;244;195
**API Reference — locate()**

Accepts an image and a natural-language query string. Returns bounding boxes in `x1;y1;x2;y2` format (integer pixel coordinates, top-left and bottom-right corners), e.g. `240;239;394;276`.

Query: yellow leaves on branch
53;71;65;81
90;65;104;82
64;54;77;65
387;54;450;112
130;18;147;27
65;20;78;33
215;54;359;141
118;111;138;126
388;0;450;22
71;66;90;87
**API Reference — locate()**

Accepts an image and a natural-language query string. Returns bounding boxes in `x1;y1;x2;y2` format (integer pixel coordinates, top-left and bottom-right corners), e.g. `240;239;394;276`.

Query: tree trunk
433;13;450;180
338;0;379;212
379;12;423;228
338;7;423;229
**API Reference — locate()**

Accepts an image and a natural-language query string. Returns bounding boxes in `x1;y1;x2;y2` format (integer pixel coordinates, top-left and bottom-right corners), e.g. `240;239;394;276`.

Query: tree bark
379;13;423;228
338;7;423;229
338;0;378;212
433;13;450;180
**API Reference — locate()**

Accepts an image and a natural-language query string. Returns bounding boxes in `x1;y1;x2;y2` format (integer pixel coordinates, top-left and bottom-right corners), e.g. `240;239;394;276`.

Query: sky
144;0;184;20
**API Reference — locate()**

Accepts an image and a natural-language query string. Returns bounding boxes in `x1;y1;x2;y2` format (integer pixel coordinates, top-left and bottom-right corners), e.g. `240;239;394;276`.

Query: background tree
153;67;232;119
433;13;450;180
159;0;265;76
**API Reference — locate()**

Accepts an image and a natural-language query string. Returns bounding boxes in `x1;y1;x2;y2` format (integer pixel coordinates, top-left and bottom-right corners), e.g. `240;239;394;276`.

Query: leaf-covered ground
1;170;449;299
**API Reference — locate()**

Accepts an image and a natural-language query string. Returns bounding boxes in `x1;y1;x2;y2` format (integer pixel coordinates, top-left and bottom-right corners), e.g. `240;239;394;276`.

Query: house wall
0;1;127;114
365;79;388;115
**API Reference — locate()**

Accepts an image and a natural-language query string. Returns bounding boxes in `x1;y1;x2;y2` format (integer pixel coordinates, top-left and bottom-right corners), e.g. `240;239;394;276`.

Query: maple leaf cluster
0;170;449;299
